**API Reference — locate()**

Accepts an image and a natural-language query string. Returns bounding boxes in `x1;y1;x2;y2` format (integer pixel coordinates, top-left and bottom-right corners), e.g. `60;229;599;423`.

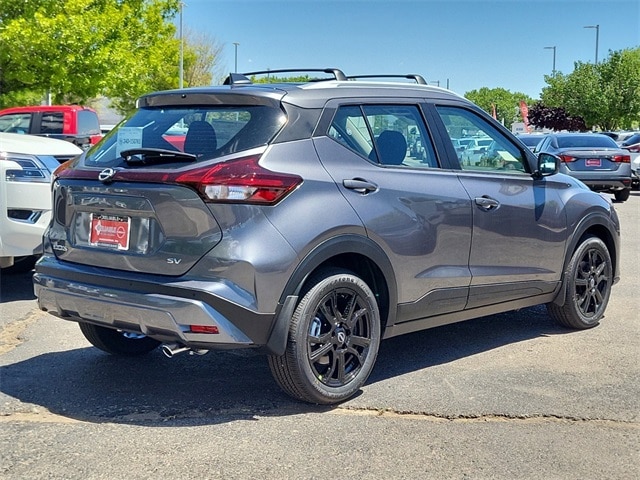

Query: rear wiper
121;148;196;165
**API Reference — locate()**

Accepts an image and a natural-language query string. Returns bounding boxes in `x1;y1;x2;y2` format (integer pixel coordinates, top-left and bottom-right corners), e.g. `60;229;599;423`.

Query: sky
179;0;640;99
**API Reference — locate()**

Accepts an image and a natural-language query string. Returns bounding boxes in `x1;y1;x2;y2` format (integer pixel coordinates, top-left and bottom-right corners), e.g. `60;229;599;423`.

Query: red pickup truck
0;105;102;150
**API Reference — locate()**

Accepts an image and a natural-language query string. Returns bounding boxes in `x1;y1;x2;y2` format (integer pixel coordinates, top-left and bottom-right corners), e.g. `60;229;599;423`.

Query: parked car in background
535;132;632;202
621;133;640;152
621;133;640;189
0;105;102;150
600;131;637;145
459;137;493;165
0;132;82;271
516;133;545;151
631;155;640;189
33;69;621;404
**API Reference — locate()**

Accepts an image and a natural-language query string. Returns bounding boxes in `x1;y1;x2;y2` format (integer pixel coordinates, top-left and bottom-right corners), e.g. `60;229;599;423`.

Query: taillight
172;154;302;205
612;154;631;163
53;159;74;181
559;154;576;162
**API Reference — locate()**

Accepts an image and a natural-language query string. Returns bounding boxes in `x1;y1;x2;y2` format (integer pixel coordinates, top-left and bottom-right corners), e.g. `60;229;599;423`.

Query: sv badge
167;258;182;265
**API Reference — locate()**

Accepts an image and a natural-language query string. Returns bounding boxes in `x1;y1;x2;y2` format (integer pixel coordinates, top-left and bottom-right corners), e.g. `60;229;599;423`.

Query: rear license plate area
89;214;131;250
585;158;602;167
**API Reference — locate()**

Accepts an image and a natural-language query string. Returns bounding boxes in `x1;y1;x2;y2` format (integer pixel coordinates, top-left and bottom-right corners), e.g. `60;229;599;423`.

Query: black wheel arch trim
268;234;398;347
552;209;620;306
280;234;397;304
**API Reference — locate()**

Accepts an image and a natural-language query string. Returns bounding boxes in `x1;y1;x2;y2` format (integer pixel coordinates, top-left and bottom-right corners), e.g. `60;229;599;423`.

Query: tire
614;188;630;202
268;269;381;405
547;235;612;329
79;323;161;356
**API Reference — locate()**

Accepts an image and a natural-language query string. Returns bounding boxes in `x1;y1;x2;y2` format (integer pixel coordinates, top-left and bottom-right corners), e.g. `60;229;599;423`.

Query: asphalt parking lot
1;191;638;479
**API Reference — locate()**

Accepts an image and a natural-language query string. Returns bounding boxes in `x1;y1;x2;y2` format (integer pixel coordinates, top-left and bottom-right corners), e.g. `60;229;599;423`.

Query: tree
464;87;535;130
540;47;640;130
0;0;180;113
182;29;223;87
528;103;587;131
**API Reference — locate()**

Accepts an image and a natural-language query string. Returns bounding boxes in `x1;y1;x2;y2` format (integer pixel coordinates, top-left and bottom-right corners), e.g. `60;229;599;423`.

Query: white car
0;133;81;271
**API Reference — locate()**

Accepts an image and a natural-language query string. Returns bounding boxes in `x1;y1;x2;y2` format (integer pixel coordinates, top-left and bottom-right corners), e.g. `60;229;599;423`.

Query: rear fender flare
265;234;397;356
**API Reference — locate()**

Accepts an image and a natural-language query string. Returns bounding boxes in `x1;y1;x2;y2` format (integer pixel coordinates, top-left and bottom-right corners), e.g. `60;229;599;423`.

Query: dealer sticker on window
89;214;131;250
116;127;144;157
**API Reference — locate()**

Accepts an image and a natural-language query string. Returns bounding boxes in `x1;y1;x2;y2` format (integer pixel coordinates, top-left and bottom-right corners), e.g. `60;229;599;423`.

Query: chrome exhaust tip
161;343;209;358
161;343;190;358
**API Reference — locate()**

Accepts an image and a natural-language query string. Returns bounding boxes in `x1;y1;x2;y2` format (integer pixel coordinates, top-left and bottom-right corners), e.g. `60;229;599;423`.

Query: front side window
0;113;32;134
328;104;438;169
436;106;528;173
86;105;286;167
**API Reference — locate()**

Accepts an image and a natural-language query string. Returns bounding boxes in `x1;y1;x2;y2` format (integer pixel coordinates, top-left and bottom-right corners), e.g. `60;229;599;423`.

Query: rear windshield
557;135;618;149
518;135;543;147
86;106;286;167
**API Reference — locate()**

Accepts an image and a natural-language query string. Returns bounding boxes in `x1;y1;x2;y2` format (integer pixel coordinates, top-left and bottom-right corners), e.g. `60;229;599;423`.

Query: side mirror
534;152;559;178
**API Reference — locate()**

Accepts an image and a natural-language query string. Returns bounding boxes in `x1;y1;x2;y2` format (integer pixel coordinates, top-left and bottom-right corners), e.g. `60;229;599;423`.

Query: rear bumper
33;256;284;351
578;177;632;191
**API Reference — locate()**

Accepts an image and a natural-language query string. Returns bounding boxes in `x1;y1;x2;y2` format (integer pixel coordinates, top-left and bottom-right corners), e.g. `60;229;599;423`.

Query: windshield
85;105;286;168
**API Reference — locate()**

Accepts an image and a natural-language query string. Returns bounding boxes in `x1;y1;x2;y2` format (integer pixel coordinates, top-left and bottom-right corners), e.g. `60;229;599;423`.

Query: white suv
0;132;81;271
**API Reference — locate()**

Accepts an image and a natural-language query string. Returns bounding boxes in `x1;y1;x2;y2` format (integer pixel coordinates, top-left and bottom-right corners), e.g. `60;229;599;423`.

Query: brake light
559;154;576;162
173;154;302;205
612;154;631;163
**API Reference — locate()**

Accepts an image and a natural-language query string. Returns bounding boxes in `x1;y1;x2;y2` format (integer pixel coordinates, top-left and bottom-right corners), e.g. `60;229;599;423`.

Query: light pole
233;42;240;73
179;2;184;88
583;24;599;64
544;46;556;74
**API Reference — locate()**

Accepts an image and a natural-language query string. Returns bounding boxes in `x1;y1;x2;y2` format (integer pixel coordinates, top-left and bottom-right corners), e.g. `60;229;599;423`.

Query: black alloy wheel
268;269;381;404
547;235;612;329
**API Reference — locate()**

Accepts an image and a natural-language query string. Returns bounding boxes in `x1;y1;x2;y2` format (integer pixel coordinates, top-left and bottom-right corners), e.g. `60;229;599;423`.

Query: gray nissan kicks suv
34;69;620;404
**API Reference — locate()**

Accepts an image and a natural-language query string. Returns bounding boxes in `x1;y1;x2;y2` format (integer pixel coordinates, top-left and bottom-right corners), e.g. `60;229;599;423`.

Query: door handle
474;196;500;211
343;178;378;194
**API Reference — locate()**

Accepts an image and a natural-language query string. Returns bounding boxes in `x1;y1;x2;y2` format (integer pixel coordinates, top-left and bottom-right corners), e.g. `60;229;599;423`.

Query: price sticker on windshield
116;127;144;156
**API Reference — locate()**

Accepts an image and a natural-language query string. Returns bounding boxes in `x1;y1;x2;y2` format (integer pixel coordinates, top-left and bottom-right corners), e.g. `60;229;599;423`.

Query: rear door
313;101;473;322
431;104;567;308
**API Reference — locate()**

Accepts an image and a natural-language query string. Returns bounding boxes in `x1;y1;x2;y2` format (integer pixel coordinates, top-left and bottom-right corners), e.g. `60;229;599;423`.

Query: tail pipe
161;343;209;358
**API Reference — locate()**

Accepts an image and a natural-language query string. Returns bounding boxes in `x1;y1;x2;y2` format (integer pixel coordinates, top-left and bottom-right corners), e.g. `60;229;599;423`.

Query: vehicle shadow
0;304;569;426
0;269;36;303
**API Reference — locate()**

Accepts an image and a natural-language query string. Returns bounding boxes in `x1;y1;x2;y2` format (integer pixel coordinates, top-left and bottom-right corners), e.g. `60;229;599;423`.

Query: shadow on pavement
0;269;36;303
0;304;570;426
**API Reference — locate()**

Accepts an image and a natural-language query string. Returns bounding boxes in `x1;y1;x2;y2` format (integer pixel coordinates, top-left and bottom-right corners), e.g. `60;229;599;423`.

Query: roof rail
223;68;347;86
347;74;428;85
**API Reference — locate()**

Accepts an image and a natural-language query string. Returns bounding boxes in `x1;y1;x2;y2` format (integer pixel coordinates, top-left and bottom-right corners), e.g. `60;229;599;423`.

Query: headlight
0;152;59;183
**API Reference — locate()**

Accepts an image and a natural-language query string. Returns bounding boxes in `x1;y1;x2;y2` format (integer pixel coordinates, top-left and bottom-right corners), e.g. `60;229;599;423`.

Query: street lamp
583;24;599;64
179;1;184;88
544;46;556;74
233;42;240;73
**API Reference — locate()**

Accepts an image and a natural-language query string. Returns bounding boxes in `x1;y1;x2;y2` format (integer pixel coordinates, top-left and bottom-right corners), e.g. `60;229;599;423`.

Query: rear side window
328;104;438;168
0;113;32;134
40;112;64;134
86;106;286;167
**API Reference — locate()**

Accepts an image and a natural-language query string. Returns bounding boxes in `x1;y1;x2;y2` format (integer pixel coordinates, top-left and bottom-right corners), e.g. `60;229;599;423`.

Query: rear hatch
47;90;290;276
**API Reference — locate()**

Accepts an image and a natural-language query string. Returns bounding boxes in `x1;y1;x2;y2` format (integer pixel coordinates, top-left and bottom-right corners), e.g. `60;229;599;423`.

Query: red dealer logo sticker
89;214;131;250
